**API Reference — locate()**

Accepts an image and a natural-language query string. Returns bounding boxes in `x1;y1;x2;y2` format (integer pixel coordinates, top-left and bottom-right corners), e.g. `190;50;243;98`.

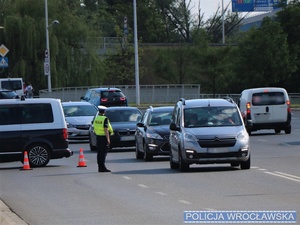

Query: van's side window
0;105;20;125
21;104;54;124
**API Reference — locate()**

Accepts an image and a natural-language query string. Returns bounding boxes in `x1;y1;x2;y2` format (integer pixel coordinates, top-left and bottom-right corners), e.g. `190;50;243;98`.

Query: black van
0;97;73;167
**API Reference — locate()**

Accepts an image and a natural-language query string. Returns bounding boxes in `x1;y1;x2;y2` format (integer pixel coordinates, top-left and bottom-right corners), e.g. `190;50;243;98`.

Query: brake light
120;97;126;101
101;98;108;102
246;102;251;115
286;100;291;113
63;128;68;140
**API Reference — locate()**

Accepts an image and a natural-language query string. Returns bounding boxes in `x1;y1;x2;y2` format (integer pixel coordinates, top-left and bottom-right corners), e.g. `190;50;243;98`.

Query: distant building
239;8;282;31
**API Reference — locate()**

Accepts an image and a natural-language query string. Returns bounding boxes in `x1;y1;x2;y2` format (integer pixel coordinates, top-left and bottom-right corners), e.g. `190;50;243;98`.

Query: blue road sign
0;57;8;68
232;0;286;12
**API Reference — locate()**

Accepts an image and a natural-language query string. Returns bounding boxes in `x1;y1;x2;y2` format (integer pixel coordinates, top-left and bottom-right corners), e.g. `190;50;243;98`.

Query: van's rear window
252;92;285;106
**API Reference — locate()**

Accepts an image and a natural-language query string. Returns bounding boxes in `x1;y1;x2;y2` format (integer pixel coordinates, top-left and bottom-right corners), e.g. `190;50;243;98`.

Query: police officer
92;105;114;172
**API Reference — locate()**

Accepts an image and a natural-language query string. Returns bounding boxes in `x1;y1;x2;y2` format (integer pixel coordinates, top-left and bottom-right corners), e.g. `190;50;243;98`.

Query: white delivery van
239;87;291;135
0;78;24;95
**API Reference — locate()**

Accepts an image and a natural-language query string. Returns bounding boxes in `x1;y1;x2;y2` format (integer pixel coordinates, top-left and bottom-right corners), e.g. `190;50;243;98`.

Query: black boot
99;167;111;172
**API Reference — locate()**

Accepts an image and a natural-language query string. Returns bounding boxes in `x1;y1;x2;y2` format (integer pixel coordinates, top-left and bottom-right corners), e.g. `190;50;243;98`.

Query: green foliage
233;17;294;90
0;0;299;94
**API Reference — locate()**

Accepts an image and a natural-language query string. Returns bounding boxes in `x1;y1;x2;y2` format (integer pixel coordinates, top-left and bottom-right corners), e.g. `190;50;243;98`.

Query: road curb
0;199;28;225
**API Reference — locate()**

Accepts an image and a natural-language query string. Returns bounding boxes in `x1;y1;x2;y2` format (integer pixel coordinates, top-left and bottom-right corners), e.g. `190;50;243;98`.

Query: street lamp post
45;0;51;92
45;0;59;93
133;0;140;105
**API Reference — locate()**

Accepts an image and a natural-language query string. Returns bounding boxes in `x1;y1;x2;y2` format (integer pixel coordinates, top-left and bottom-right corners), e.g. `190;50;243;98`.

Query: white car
62;101;98;140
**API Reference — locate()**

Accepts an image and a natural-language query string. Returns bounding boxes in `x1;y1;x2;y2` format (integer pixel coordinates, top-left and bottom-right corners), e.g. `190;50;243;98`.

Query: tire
143;142;153;161
27;144;50;167
240;156;251;170
275;128;281;134
170;151;179;169
179;151;189;172
89;135;97;151
89;142;97;151
135;141;144;159
285;125;291;134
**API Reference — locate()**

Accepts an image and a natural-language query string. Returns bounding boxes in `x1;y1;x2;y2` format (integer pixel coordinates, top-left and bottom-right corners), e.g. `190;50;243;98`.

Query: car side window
21;104;54;124
0;105;20;125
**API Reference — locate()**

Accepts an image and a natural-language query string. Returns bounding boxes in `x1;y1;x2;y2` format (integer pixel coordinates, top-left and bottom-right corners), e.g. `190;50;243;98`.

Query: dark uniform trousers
96;135;109;169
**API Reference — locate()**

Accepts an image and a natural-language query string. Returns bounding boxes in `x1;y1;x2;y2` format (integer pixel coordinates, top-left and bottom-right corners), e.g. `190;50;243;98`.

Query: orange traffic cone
77;148;87;167
21;151;32;170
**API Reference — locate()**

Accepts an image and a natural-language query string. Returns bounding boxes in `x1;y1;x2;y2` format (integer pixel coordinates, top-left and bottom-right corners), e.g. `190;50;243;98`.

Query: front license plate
207;148;228;153
120;136;135;141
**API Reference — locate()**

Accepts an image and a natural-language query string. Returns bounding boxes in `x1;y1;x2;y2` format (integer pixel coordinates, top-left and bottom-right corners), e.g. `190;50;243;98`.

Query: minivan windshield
184;106;242;128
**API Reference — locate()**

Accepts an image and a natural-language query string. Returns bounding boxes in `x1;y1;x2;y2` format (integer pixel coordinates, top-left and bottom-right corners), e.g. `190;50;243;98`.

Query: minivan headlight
236;131;248;140
184;132;198;142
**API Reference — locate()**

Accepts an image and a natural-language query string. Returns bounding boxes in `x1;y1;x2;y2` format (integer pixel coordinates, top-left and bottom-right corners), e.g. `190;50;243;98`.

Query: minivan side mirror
245;119;253;128
169;122;180;131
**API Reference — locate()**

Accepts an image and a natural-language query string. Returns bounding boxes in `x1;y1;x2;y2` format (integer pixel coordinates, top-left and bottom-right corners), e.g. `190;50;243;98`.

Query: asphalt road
0;111;299;225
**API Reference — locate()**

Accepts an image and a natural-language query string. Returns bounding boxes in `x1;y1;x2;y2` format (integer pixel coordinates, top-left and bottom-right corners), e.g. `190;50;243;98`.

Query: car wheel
179;151;189;172
170;151;179;169
27;144;50;167
285;125;291;134
89;136;97;151
240;156;251;170
135;141;144;159
89;142;97;151
275;128;281;134
143;142;153;161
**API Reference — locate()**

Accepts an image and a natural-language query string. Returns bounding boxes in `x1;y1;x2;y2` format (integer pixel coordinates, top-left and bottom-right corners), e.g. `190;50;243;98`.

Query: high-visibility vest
93;115;114;136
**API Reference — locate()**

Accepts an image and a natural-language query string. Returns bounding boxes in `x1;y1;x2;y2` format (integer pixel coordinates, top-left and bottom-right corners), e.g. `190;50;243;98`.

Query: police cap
98;105;107;113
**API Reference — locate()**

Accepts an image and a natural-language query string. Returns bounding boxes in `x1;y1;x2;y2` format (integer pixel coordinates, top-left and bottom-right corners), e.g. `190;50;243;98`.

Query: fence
39;85;300;105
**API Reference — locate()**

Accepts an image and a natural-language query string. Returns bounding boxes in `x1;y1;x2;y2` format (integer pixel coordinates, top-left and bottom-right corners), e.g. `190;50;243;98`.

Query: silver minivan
238;87;292;134
169;98;250;172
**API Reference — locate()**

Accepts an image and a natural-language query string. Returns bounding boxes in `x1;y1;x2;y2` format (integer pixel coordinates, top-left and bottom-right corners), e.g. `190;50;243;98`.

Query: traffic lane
248;112;300;176
1;139;299;225
1;158;299;224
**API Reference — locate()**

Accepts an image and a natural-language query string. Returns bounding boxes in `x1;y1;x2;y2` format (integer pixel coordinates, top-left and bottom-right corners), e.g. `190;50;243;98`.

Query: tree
233;17;294;90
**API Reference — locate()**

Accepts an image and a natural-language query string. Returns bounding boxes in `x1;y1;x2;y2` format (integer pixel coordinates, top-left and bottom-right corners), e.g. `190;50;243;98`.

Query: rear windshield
101;90;125;98
1;80;23;91
184;106;242;128
252;92;285;106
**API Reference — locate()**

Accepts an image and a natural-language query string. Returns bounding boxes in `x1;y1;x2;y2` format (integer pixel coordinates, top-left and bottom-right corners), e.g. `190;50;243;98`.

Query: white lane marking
264;171;300;183
179;200;192;204
138;184;149;188
258;139;267;142
258;168;267;171
123;176;132;180
251;166;260;169
274;171;300;181
156;192;168;196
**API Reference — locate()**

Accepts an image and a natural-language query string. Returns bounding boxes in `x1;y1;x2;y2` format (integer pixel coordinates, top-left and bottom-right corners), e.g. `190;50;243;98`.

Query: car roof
0;98;61;104
106;106;141;111
182;99;236;108
147;106;174;112
89;87;122;92
0;88;16;92
62;101;95;106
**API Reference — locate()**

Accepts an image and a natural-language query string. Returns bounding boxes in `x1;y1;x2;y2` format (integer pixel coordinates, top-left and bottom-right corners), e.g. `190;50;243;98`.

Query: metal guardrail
39;85;300;105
